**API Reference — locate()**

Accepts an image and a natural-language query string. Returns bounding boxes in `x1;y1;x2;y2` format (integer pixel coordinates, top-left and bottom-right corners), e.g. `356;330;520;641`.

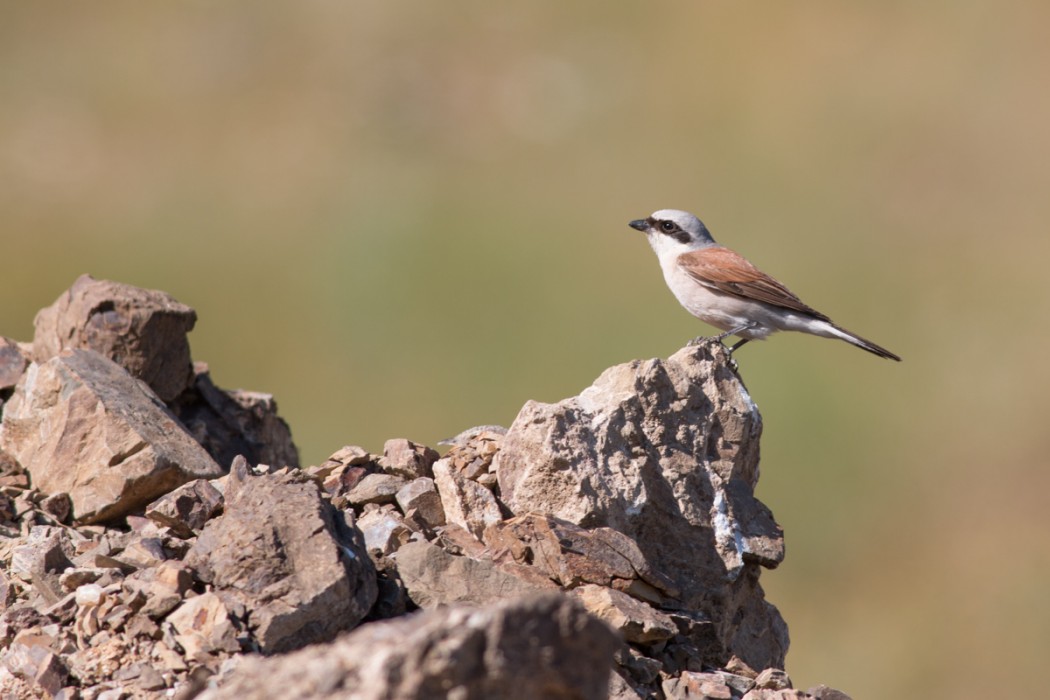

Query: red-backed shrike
629;209;901;361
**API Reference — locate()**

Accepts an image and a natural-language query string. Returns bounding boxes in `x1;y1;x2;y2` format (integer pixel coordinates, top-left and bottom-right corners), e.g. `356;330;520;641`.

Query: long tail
823;322;902;361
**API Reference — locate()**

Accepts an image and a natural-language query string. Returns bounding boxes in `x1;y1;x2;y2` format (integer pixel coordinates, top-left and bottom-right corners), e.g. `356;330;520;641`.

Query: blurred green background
2;2;1048;697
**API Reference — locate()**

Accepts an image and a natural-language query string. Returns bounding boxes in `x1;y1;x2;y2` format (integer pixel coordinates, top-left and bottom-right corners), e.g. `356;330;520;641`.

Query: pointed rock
494;343;787;670
32;274;196;402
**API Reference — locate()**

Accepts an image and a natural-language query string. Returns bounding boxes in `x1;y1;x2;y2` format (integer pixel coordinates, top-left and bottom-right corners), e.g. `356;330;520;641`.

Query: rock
9;526;74;605
117;536;167;569
726;655;759;679
366;559;411;623
356;506;411;558
31;274;196;402
493;343;788;670
609;669;649;700
662;671;735;699
122;561;193;619
183;462;376;654
0;349;223;524
39;493;72;525
432;458;502;540
394;539;555;608
144;479;224;538
0;337;29;396
346;473;405;506
755;668;792;690
571;584;678;644
167;592;241;660
2;641;68;697
169;363;299;470
378;438;439;479
197;593;619;700
0;449;28;488
443;429;503;481
394;477;445;528
314;445;373;474
483;513;677;603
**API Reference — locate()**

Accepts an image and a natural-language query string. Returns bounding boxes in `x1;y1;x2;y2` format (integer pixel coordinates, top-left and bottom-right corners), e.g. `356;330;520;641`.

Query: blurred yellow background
2;2;1048;697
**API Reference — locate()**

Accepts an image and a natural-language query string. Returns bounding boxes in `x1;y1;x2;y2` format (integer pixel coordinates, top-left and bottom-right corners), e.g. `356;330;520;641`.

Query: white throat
645;231;710;277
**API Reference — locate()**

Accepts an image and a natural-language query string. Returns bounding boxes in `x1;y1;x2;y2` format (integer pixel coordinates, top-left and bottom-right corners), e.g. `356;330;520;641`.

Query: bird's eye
660;221;676;232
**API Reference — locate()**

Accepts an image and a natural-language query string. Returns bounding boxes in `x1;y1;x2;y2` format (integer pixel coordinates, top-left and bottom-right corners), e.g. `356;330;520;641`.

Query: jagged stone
346;473;405;506
315;445;373;474
183;462;376;654
169;363;299;470
144;478;224;538
572;584;678;644
31;274;196;402
432;458;501;540
0;349;223;524
663;671;736;699
483;513;677;603
167;592;241;660
395;477;445;528
196;593;619;700
494;343;787;670
2;641;68;697
394;539;555;608
39;493;71;525
356;505;411;558
122;561;193;619
0;337;29;396
755;668;792;690
378;438;439;479
442;429;503;481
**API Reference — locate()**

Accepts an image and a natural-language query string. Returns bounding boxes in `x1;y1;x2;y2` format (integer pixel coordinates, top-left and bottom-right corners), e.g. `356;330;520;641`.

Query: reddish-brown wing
676;247;831;320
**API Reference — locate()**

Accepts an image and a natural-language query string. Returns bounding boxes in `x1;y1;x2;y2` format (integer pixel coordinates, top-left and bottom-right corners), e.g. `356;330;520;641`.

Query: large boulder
32;274;197;403
495;343;788;670
184;460;377;654
0;349;223;523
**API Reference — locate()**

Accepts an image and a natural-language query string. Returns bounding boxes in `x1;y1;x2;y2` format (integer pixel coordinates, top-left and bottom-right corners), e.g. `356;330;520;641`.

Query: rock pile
0;276;851;699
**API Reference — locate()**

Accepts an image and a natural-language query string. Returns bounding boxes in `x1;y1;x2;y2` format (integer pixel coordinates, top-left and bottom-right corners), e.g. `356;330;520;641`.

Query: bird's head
629;209;716;258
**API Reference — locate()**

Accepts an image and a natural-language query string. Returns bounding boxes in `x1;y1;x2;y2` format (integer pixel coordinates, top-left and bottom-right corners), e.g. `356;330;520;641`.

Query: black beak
628;219;648;232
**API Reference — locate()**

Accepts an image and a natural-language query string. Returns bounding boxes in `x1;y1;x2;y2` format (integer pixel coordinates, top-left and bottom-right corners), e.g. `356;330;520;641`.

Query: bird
628;209;901;361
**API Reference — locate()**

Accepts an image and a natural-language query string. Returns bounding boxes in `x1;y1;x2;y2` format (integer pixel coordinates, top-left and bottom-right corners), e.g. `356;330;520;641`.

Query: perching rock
495;343;788;671
198;593;620;700
31;274;197;402
184;461;376;654
0;349;223;523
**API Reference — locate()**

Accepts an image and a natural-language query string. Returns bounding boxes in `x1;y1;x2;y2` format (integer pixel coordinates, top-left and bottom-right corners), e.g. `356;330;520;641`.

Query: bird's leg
688;325;752;350
728;338;750;354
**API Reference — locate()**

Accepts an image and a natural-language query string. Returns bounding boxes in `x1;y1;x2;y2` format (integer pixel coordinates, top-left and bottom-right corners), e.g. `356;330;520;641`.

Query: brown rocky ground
0;276;851;700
